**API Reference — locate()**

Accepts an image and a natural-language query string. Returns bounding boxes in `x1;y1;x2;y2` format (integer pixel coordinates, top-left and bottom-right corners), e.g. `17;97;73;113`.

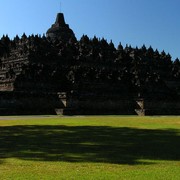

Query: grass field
0;116;179;180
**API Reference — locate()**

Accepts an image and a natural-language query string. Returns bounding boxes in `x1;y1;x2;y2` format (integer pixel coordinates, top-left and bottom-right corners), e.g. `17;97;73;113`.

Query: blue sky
0;0;180;59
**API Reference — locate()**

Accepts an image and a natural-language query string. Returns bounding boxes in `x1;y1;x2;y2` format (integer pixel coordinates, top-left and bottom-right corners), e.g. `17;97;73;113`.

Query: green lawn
0;116;179;180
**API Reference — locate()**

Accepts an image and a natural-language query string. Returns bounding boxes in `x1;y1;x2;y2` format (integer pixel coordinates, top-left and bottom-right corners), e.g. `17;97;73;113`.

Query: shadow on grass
0;125;179;165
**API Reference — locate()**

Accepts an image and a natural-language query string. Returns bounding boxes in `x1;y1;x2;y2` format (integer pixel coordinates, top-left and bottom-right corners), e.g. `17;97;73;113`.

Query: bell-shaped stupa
46;13;75;42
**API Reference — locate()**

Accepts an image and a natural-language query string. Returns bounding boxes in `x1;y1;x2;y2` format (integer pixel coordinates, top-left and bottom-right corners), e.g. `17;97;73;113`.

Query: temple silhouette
0;12;180;115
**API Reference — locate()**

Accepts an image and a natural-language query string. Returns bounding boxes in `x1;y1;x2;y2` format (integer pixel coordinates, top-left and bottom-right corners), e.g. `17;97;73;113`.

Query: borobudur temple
0;13;180;115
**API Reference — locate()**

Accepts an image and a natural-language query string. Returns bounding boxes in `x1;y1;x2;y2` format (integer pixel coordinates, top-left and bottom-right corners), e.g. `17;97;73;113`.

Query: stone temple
0;12;180;115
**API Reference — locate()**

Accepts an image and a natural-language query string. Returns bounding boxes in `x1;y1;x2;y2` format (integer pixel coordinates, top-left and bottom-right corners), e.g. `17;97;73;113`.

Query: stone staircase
135;99;146;116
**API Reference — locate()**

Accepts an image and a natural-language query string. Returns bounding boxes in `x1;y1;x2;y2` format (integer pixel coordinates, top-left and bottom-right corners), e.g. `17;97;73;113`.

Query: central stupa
46;13;75;41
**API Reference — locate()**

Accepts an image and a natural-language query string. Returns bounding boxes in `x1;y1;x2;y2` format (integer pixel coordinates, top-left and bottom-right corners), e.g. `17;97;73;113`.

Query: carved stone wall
0;92;66;115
